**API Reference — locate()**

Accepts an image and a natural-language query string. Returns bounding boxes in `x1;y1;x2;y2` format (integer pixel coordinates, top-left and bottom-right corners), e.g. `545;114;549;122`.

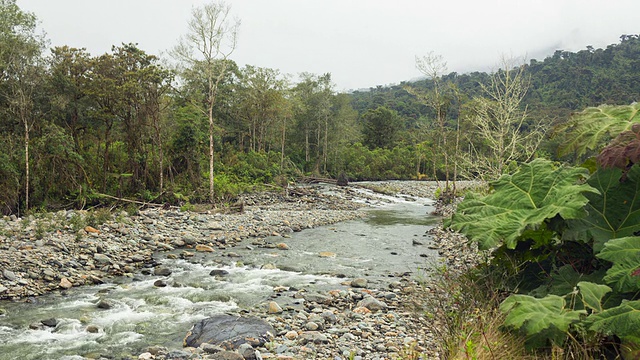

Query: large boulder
336;171;349;187
183;315;274;350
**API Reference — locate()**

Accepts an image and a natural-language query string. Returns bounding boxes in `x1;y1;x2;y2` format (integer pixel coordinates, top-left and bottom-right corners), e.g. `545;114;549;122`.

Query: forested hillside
1;0;639;215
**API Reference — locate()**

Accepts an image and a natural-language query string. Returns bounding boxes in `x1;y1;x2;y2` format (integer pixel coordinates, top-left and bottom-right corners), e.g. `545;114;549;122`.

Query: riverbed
0;181;478;359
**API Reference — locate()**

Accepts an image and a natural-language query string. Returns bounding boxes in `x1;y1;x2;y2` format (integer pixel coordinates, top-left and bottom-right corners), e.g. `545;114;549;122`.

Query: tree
406;52;454;189
172;1;240;203
290;73;335;173
235;65;288;152
362;106;401;150
0;0;45;213
466;58;547;180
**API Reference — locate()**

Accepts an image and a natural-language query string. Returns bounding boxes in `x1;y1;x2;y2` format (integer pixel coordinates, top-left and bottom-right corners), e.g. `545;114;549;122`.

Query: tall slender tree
172;1;240;203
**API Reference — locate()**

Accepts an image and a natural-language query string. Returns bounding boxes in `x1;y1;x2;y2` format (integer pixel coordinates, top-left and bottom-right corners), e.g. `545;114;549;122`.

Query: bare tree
466;57;547;180
408;52;452;189
172;1;240;203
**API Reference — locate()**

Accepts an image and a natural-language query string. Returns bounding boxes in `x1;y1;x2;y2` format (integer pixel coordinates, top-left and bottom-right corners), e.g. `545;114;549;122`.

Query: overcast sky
16;0;640;91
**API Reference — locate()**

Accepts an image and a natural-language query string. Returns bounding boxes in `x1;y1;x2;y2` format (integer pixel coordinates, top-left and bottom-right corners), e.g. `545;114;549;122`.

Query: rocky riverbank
0;180;482;360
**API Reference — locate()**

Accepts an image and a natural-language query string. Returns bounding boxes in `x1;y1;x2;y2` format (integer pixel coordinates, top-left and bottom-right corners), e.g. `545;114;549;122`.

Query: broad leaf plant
448;104;640;357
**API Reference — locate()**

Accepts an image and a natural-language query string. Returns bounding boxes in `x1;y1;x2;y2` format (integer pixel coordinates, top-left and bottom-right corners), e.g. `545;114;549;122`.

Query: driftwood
96;193;164;207
298;176;337;185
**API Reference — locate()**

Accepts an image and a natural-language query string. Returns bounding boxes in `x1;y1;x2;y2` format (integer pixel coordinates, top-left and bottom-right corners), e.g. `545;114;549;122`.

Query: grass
417;262;533;360
418;259;622;360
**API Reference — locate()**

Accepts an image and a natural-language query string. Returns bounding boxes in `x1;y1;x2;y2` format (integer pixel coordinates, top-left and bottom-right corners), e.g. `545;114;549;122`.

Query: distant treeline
1;0;638;214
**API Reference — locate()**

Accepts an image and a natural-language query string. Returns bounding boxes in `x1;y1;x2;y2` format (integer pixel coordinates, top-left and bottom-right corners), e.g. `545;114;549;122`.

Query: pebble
2;270;17;281
196;244;215;252
59;278;73;289
268;301;283;314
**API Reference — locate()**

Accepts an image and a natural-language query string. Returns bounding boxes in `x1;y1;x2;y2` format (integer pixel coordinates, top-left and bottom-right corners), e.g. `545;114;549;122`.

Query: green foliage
449;104;640;353
455;156;640;355
587;300;640;344
565;165;640;253
448;158;597;249
361;106;402;149
577;281;612;314
179;202;195;212
556;102;640;158
337;143;416;180
500;294;586;347
85;208;112;227
597;237;640;293
68;213;86;232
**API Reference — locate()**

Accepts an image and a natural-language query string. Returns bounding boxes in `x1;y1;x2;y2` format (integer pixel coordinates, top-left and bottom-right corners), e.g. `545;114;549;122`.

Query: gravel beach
0;180;483;360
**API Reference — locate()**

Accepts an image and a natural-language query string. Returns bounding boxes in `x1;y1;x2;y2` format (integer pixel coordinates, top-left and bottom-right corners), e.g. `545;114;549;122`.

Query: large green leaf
448;159;598;249
577;281;612;313
501;294;586;346
587;300;640;344
530;265;607;301
596;237;640;293
565;166;640;253
557;103;640;157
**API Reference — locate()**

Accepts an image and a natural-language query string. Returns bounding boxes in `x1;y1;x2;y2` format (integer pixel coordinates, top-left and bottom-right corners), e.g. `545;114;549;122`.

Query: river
0;187;441;360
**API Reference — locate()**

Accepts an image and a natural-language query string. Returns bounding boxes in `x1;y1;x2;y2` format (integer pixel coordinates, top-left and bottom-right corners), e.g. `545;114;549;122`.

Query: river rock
357;295;388;311
154;267;172;276
318;251;336;258
93;253;111;264
165;350;191;359
298;331;329;345
138;353;154;360
86;325;99;333
59;278;73;289
41;318;58;327
209;351;244;360
210;269;229;276
350;278;368;288
268;301;283;314
2;269;17;281
305;321;319;331
196;244;215;252
208;221;224;230
303;293;331;305
237;343;258;360
183;315;275;349
0;286;7;294
97;299;113;309
84;226;101;234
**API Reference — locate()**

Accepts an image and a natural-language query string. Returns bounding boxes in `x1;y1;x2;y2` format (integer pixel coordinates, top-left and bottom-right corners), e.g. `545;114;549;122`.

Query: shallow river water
0;189;440;360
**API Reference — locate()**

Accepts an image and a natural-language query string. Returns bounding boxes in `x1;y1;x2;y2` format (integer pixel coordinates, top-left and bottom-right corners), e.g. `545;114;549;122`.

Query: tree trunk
323;114;328;173
24;120;29;212
209;102;215;203
280;116;286;170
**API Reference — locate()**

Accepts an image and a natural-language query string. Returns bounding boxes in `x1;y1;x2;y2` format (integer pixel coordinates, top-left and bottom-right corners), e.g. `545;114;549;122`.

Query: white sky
16;0;640;91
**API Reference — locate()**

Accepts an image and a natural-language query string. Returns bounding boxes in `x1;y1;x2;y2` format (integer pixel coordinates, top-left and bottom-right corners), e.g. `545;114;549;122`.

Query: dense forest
1;0;639;215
